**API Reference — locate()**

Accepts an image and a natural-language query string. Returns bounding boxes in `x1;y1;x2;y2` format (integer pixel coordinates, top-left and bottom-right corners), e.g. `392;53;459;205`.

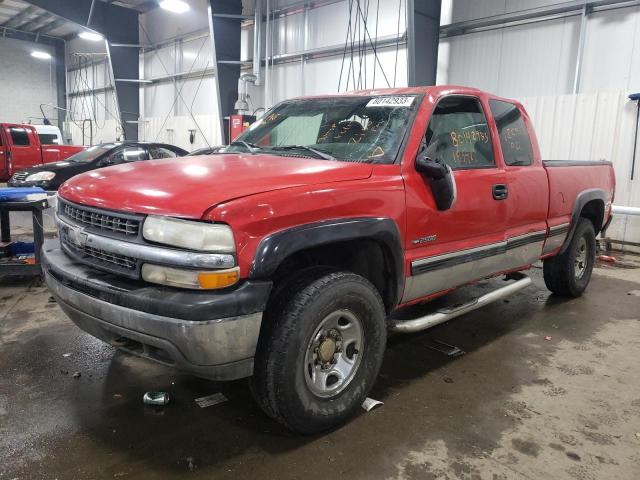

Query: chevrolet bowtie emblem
67;225;88;247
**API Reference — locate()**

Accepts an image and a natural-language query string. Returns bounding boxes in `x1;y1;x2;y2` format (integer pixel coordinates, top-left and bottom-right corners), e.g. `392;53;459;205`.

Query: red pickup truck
0;123;85;181
42;86;615;434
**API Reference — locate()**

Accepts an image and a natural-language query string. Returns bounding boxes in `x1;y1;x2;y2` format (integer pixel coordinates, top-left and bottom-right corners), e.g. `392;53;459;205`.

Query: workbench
0;198;49;276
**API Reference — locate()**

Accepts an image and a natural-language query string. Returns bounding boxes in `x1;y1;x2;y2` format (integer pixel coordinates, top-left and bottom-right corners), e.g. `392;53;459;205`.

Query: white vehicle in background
32;124;65;145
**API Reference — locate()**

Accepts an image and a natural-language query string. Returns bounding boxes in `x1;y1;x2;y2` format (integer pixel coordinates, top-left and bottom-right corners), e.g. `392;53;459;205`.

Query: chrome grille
62;237;137;270
11;171;29;182
62;202;140;237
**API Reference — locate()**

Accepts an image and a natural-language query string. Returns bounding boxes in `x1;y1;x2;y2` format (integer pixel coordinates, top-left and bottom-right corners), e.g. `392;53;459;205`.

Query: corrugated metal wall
520;91;640;249
441;1;640;97
65;38;121;145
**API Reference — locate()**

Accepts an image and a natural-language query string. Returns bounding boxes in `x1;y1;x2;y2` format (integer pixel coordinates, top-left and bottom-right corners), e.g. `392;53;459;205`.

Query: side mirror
415;152;456;211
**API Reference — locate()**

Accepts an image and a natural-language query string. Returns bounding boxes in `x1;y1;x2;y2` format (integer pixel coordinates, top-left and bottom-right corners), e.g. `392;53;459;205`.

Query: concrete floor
1;255;639;479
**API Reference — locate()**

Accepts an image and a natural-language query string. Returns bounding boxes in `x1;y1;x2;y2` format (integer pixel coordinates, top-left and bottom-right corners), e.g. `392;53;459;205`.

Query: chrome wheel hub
574;237;588;279
304;310;364;398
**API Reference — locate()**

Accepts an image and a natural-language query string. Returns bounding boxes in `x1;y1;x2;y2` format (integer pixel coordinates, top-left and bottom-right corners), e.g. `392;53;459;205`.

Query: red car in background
0;123;85;181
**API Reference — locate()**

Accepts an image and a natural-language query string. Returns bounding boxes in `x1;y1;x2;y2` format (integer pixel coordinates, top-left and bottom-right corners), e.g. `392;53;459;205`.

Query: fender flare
559;188;606;254
250;217;405;306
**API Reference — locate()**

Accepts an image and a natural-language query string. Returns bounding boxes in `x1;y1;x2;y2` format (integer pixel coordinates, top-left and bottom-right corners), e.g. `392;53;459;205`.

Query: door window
424;96;495;169
9;128;30;146
149;146;178;159
38;133;60;145
489;100;534;166
109;147;149;164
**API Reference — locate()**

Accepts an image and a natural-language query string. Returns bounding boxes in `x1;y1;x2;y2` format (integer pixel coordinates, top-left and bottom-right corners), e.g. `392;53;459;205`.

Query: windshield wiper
270;145;336;160
229;141;261;154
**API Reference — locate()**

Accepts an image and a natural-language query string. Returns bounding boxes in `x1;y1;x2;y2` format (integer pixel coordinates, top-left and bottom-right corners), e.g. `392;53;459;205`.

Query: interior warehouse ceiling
0;0;156;41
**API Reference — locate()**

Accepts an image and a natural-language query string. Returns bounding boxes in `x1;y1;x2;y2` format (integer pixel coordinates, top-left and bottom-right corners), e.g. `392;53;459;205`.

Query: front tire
250;268;386;434
543;218;596;297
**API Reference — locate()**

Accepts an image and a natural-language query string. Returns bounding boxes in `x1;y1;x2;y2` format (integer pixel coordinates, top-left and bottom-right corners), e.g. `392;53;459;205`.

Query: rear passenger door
402;95;508;303
489;99;550;266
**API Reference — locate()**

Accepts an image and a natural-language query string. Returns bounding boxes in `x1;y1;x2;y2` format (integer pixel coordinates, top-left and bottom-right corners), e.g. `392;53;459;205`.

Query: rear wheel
543;218;596;297
250;268;386;434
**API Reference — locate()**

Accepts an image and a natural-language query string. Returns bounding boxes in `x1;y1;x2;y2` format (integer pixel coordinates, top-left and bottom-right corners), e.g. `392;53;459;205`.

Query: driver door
401;94;508;303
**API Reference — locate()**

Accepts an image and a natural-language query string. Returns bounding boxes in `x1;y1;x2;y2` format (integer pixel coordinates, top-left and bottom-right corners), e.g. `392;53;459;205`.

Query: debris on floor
62;353;71;357
194;393;228;408
361;397;384;412
425;339;466;357
598;254;617;263
72;371;81;378
143;391;170;406
544;336;553;341
443;377;454;384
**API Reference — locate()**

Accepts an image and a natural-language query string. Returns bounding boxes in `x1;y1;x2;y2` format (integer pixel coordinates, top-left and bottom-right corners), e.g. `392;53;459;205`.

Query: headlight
141;264;239;290
25;171;56;182
142;215;235;252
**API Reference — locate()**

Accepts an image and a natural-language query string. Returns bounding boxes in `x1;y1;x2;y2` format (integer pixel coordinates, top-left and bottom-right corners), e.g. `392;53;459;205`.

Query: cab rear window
489;100;534;166
38;133;60;145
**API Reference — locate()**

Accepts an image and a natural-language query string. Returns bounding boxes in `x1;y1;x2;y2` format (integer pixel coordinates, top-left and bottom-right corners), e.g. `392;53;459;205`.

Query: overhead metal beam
15;11;51;31
36;17;65;34
1;5;36;27
24;0;140;140
0;24;60;44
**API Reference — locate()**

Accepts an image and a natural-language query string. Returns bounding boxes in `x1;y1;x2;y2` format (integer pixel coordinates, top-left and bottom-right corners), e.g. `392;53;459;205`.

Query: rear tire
543;218;596;297
250;268;386;434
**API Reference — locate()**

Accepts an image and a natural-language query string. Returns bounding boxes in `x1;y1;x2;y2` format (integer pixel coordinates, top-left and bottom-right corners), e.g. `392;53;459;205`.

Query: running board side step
390;273;532;333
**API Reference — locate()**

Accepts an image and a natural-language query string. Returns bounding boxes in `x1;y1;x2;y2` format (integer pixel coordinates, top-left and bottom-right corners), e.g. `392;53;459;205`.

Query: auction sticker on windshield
366;96;415;108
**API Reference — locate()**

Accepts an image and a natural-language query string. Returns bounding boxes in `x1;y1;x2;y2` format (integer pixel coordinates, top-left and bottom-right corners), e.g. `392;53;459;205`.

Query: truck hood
58;153;373;218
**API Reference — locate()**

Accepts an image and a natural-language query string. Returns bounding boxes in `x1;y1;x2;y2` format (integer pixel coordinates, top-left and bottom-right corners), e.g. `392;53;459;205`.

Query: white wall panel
451;0;507;23
66;38;120;145
444;16;578;97
580;6;640;92
446;29;502;92
139;114;223;151
519;91;640;249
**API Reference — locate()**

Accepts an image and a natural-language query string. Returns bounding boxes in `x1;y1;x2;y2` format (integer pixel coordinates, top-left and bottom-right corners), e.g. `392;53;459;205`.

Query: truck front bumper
42;240;272;381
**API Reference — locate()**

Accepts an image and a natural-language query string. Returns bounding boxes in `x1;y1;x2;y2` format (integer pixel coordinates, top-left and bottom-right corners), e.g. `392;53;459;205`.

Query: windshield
67;143;118;163
230;95;419;163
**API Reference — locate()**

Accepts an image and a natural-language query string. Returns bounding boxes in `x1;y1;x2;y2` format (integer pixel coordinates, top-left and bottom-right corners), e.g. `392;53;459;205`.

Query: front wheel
250;268;387;434
543;218;596;297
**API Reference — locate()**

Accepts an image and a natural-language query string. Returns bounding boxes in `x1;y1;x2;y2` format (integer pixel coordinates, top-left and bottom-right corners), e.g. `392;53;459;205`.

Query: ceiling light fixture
159;0;190;13
79;31;103;41
31;51;52;60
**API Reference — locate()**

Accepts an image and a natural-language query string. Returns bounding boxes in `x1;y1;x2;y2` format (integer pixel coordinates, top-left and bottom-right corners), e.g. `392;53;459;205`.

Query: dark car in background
8;142;188;190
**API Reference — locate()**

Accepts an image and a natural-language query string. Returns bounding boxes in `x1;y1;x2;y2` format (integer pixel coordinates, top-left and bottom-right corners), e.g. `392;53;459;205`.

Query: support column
54;41;66;132
24;0;139;140
406;0;442;87
208;0;242;144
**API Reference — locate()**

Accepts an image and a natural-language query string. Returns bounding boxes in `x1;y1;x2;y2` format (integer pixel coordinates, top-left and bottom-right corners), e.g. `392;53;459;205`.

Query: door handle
492;184;508;200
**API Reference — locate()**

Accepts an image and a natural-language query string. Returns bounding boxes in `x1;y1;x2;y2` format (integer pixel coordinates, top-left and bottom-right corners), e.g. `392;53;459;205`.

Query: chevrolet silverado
42;86;615;434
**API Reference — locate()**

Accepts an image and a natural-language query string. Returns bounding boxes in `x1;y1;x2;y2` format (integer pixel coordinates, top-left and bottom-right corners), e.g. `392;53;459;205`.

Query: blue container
9;242;35;255
0;187;45;202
